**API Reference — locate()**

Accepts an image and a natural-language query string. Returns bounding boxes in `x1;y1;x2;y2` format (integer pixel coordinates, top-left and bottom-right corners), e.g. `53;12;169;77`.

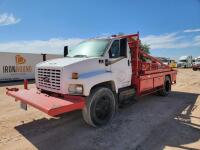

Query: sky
0;0;200;60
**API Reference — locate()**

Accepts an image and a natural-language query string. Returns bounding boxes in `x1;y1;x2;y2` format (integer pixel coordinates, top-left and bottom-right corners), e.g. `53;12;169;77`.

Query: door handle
128;60;130;66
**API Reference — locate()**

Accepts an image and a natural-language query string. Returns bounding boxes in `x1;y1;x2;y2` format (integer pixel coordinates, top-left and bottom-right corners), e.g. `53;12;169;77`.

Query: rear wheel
82;87;116;127
193;68;197;71
157;76;171;96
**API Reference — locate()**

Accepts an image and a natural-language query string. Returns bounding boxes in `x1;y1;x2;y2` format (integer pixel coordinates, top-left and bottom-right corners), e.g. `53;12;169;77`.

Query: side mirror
105;59;111;66
41;53;47;61
64;46;68;57
109;50;112;58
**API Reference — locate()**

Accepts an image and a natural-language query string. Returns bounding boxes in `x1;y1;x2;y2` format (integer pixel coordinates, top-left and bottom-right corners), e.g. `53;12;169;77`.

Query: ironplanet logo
16;55;26;64
3;55;32;73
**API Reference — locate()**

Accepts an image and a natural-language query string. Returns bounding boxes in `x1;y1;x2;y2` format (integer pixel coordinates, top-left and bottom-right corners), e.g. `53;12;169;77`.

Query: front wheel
157;76;171;96
82;87;116;127
193;68;197;71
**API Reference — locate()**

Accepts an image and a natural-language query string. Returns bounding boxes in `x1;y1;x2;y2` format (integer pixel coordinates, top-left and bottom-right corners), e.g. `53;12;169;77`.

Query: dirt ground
0;69;200;150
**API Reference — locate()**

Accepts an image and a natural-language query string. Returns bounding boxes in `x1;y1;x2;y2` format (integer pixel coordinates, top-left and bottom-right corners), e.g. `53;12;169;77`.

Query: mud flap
20;102;27;110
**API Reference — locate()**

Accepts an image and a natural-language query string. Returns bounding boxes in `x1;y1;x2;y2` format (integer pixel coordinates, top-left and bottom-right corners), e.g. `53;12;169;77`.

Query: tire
82;87;116;127
193;68;197;71
157;76;171;96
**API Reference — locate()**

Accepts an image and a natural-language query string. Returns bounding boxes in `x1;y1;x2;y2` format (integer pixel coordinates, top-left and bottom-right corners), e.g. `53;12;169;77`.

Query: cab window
109;39;127;58
109;40;120;58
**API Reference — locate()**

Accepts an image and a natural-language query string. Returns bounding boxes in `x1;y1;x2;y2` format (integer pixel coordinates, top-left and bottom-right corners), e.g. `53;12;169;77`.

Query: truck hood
36;57;91;68
163;62;169;65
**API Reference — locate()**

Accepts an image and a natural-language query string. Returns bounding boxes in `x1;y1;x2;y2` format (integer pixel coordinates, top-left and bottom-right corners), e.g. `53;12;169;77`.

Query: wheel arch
165;74;172;83
90;80;117;94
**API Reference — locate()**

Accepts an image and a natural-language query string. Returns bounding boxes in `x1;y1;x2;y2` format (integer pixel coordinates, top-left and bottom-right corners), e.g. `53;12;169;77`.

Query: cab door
106;38;132;88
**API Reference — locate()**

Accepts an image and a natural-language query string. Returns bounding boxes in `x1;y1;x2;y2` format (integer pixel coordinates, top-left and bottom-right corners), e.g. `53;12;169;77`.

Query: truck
0;52;62;82
177;55;193;68
169;59;177;68
6;33;177;127
156;57;177;68
156;57;170;65
192;56;200;71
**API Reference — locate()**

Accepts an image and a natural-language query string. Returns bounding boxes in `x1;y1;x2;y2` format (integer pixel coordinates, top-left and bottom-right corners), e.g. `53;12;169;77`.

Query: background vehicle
156;57;177;68
192;56;200;71
169;59;177;68
0;52;62;82
177;55;193;68
7;33;177;127
156;57;170;65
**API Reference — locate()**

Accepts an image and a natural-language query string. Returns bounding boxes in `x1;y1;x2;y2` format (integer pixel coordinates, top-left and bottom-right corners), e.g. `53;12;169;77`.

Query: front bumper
193;65;200;69
6;88;85;116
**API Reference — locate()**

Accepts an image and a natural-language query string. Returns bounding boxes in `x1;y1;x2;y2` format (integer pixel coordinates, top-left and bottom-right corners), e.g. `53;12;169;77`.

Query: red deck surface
7;88;85;116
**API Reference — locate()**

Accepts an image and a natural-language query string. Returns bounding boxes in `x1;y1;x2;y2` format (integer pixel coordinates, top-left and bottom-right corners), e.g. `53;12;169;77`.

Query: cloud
0;38;83;54
141;33;191;49
0;13;21;26
194;35;200;41
1;30;200;55
194;35;200;46
183;28;200;33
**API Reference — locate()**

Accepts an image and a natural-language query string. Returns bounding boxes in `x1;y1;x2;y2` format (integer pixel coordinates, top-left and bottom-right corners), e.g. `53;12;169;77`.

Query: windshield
179;60;187;62
162;60;169;63
68;39;110;57
157;57;169;63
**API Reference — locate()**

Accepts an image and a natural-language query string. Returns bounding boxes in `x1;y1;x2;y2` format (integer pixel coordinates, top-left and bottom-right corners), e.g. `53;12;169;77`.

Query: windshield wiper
73;55;88;58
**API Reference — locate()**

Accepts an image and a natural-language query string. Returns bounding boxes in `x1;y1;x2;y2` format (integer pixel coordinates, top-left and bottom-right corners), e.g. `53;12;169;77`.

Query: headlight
68;84;83;95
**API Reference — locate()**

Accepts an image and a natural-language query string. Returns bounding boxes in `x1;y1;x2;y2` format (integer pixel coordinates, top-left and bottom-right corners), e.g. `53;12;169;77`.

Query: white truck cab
194;56;200;64
36;37;132;96
177;55;193;68
193;56;200;71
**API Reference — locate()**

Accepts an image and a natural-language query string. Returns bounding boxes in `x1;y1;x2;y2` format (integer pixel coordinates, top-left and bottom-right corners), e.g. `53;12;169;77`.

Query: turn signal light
72;72;79;79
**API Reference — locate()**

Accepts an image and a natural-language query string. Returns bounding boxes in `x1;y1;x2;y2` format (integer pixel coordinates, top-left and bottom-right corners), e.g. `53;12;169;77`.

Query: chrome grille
37;68;61;91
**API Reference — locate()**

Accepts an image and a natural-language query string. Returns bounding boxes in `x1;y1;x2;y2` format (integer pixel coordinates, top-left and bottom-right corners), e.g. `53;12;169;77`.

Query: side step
118;86;135;102
7;88;85;116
